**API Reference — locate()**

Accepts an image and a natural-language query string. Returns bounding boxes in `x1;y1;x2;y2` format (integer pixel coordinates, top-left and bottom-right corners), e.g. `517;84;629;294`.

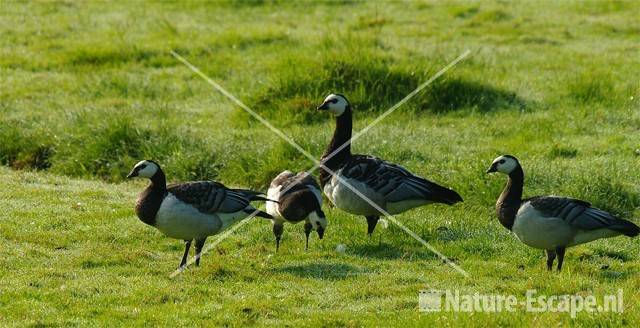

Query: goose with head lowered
487;155;639;271
315;94;463;235
266;170;327;251
127;160;274;269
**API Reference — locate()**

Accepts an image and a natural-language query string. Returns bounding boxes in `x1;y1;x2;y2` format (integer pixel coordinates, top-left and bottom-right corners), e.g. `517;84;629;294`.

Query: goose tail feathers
244;208;274;220
610;218;640;237
233;188;280;203
428;183;464;205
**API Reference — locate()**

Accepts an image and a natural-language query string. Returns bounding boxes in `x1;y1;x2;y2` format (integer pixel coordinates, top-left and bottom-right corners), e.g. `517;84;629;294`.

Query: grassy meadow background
1;0;639;326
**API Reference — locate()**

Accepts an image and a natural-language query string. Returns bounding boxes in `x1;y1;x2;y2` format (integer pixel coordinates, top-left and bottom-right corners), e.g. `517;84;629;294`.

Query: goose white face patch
323;94;348;116
491;155;518;174
135;160;159;178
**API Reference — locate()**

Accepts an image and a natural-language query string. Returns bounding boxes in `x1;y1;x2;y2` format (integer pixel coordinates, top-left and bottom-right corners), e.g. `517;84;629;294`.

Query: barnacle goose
487;155;639;271
266;170;327;251
316;94;463;235
127;160;273;268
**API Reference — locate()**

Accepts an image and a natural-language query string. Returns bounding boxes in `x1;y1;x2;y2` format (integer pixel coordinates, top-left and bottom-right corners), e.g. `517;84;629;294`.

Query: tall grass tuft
243;36;524;124
567;71;615;104
0;120;54;170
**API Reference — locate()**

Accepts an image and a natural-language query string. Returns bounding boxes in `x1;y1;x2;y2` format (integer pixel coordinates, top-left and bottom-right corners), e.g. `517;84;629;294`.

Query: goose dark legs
304;222;312;250
273;223;284;252
195;238;207;266
555;247;566;272
180;240;192;269
545;249;556;271
545;248;566;272
366;216;379;236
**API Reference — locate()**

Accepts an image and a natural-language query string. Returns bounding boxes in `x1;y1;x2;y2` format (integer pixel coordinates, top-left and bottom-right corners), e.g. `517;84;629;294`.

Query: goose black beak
486;164;497;174
126;170;137;179
317;227;325;239
316;102;329;111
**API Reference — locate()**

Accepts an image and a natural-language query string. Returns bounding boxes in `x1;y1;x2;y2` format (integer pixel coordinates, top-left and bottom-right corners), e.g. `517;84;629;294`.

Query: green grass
1;0;639;326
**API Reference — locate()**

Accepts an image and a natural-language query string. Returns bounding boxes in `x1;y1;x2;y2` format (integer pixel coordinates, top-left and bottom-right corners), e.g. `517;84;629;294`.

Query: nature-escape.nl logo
419;289;623;318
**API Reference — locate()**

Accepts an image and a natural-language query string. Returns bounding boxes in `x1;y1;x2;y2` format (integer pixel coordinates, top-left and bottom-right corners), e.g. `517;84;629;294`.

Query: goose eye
498;159;505;164
139;164;147;170
331;98;338;104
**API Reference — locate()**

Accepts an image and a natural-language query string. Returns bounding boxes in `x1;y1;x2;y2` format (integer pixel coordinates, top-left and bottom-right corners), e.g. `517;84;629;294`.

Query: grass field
1;0;639;326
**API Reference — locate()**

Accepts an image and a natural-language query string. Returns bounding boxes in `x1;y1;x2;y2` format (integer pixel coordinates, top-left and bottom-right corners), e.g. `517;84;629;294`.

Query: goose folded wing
168;181;251;214
341;155;450;202
526;196;621;230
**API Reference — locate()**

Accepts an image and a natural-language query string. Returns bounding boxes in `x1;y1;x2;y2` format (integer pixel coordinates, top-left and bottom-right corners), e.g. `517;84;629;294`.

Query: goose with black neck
316;93;463;236
127;160;274;269
487;155;639;271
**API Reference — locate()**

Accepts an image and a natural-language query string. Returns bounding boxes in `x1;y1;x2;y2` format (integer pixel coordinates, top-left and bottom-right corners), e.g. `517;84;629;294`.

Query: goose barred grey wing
168;181;254;214
341;155;462;205
526;196;639;236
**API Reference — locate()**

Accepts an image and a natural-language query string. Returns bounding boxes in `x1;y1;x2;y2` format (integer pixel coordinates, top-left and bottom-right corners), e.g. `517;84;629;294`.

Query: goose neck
496;166;524;230
320;106;352;185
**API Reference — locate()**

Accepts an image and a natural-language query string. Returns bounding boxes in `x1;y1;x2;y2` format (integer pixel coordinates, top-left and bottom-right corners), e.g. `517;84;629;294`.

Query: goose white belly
156;194;247;240
324;172;384;216
569;228;621;247
511;202;574;250
386;199;431;214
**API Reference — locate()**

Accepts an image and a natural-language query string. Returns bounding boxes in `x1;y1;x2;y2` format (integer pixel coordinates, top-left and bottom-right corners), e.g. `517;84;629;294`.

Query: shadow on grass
599;270;633;281
80;258;129;269
578;249;633;263
272;263;364;280
425;78;526;113
349;242;440;261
